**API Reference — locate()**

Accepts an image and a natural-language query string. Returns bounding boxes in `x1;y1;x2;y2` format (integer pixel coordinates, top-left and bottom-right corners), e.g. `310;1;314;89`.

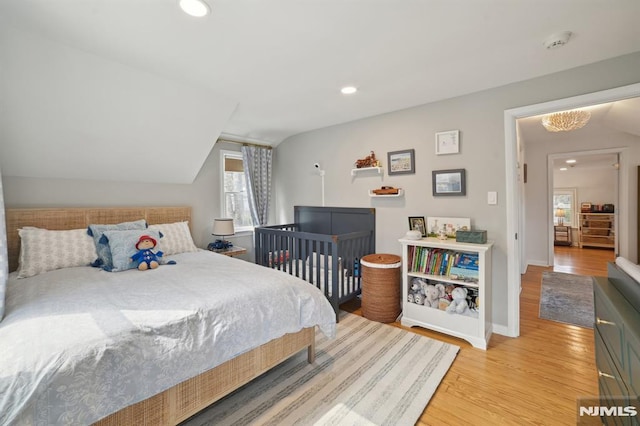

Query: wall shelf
351;166;383;176
368;189;404;198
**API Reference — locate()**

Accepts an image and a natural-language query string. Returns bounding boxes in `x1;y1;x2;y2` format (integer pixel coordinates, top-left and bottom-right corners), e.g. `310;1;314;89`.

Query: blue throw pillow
87;219;147;270
100;229;163;272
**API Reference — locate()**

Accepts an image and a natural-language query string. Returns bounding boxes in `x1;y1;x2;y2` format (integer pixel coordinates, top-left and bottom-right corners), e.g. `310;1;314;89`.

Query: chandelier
541;110;591;132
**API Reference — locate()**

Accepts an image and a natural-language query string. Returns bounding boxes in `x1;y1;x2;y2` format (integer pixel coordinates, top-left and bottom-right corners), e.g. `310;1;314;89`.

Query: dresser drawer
596;329;629;400
595;283;626;372
595;330;633;426
625;326;640;401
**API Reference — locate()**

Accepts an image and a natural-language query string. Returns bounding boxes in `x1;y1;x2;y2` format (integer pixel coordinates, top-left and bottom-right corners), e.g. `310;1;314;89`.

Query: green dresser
593;268;640;426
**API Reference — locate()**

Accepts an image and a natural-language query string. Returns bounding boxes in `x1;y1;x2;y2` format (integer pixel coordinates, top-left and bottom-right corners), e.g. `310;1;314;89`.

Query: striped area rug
182;311;459;426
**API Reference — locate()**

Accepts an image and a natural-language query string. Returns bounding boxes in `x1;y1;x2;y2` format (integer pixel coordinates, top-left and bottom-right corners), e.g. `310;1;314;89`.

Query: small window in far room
553;188;577;226
221;151;253;231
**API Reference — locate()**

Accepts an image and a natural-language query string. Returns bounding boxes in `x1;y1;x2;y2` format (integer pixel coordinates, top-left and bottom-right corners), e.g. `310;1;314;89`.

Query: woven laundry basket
361;253;402;323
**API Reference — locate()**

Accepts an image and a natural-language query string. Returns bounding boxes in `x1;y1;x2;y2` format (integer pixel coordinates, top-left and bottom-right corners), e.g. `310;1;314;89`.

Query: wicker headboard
5;206;192;273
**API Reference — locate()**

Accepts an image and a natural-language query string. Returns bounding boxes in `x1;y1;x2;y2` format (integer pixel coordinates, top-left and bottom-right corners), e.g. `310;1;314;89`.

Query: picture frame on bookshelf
426;217;471;238
408;216;427;237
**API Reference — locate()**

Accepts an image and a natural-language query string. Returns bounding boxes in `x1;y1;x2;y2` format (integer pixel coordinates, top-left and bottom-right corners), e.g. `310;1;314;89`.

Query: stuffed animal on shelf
422;282;445;309
131;235;164;271
410;279;423;294
413;293;425;305
408;278;425;304
446;287;469;315
438;298;451;311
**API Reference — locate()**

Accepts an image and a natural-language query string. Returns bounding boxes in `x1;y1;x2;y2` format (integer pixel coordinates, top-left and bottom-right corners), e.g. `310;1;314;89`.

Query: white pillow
148;221;198;255
17;228;97;278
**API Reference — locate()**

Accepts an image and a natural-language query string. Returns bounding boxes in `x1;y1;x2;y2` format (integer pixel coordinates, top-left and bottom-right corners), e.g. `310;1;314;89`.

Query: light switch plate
488;191;497;205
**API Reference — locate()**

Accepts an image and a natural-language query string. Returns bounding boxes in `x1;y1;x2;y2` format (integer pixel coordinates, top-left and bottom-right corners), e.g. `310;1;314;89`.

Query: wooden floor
341;245;616;426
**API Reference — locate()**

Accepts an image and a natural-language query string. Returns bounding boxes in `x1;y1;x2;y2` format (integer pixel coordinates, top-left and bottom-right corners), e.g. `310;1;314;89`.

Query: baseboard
492;323;515;337
527;259;549;267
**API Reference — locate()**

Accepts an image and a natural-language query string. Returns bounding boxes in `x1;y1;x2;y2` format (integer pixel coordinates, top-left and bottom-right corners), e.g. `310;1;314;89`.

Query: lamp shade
213;218;235;237
555;208;565;218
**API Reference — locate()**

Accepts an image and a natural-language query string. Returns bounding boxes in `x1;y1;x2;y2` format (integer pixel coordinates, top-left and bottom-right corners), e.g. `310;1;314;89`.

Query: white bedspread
0;250;336;425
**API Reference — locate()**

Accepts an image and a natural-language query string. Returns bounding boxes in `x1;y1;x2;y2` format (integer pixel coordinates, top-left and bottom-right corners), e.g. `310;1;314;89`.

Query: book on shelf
455;252;479;270
408;246;476;277
449;266;479;281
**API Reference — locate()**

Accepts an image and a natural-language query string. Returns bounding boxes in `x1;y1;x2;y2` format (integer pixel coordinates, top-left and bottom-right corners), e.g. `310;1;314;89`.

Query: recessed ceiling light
179;0;210;17
560;167;568;171
566;159;577;164
341;86;357;95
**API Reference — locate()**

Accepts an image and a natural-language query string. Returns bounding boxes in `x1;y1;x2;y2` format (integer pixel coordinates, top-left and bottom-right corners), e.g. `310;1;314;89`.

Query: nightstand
554;225;572;246
209;246;247;257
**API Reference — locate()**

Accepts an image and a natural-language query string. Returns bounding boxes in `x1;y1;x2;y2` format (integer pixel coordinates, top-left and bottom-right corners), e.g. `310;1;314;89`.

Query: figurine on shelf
355;151;380;168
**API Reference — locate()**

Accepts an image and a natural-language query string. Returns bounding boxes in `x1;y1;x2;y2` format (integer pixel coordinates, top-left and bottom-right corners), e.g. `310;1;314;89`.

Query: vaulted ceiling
1;0;639;183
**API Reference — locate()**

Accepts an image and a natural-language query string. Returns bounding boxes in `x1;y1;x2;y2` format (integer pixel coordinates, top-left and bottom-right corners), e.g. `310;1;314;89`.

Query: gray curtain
241;145;272;226
0;166;7;321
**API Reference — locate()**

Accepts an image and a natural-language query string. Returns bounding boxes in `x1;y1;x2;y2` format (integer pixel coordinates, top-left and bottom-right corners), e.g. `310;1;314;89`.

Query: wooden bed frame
5;206;315;425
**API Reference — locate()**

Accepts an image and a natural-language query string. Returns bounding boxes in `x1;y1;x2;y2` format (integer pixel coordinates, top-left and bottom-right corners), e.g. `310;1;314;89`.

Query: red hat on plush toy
135;235;157;249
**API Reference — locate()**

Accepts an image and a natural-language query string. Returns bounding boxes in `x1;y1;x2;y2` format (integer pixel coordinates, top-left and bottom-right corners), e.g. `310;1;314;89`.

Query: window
221;151;253;230
553;188;577;226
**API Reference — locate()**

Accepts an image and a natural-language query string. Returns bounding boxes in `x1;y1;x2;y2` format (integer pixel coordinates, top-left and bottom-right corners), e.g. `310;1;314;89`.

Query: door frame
503;82;640;338
547;149;624;265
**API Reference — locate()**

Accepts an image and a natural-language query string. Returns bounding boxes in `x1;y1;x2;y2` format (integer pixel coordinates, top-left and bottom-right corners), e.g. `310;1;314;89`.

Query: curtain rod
217;138;273;149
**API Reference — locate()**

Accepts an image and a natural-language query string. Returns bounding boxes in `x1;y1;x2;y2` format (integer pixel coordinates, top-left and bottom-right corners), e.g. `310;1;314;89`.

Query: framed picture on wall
432;168;466;196
435;130;460;155
388;149;415;175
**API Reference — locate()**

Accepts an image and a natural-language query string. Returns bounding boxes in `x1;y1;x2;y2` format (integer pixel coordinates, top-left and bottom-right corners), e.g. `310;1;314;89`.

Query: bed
1;206;336;426
254;206;376;317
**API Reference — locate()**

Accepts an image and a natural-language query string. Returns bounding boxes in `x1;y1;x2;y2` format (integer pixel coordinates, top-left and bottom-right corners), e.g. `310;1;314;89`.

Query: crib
255;206;376;317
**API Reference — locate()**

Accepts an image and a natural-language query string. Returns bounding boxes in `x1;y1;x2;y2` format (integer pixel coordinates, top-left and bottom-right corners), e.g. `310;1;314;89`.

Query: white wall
555;167;618;208
0;24;236;184
274;52;640;328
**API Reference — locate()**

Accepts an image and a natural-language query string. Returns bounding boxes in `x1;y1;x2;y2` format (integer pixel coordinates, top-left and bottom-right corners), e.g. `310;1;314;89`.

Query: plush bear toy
413;293;424;305
131;235;164;271
408;278;425;304
446;287;469;315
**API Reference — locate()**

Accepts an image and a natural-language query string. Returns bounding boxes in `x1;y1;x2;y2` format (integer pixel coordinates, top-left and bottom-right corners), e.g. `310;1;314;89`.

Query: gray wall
274;51;640;328
3;52;640;328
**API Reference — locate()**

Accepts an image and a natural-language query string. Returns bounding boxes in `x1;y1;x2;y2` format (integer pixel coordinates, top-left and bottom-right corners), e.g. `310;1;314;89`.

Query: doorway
504;82;640;338
549;151;620;267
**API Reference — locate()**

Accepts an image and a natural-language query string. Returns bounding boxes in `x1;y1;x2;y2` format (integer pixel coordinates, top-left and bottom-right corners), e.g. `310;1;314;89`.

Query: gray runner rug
539;271;594;328
182;311;459;426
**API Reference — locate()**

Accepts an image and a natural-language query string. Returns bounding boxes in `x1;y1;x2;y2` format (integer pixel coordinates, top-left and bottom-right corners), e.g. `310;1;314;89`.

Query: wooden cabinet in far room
579;213;615;249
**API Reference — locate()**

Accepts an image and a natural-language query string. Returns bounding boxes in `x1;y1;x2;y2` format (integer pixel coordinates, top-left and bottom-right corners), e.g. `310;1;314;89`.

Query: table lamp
555;208;565;225
211;218;235;249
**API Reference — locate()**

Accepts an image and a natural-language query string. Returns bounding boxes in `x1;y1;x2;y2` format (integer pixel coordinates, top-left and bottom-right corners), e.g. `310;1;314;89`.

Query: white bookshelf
399;237;493;349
